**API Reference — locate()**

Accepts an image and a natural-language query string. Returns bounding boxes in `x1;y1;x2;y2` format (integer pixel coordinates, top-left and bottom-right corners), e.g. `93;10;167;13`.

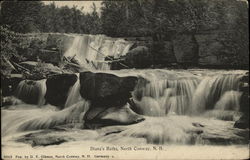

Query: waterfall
132;70;244;117
65;73;83;108
11;70;245;117
1;100;90;136
2;69;247;138
14;79;47;106
64;35;132;70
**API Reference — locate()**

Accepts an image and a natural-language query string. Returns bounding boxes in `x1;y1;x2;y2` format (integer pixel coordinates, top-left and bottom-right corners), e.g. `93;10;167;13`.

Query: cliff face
119;0;249;69
121;29;249;69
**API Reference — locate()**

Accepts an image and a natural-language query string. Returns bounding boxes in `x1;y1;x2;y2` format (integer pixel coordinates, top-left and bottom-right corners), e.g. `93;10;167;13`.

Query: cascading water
1;100;90;136
132;70;244;118
64;73;82;108
3;70;246;134
64;35;133;70
1;69;248;148
14;79;47;106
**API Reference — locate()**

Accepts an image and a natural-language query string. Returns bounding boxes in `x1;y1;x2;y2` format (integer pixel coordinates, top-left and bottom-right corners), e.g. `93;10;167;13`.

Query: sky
42;1;102;13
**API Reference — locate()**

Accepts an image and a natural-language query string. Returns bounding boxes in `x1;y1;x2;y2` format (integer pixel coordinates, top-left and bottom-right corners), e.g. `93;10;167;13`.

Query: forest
1;1;250;158
0;0;249;75
1;0;248;37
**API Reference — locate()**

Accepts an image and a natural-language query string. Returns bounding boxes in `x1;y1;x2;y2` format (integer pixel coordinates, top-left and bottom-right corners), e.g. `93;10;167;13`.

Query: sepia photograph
1;0;249;159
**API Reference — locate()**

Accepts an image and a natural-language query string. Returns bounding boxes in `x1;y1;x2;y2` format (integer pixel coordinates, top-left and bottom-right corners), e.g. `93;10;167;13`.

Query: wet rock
2;96;24;107
124;46;153;68
173;34;198;64
45;74;78;108
84;104;145;129
79;71;138;108
17;130;73;147
234;115;249;129
1;75;23;96
237;72;249;129
192;122;204;128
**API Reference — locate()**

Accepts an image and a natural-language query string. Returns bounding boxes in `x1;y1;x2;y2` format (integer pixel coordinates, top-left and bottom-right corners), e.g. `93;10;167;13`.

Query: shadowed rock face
124;46;153;68
1;76;23;97
78;71;145;128
79;71;138;108
45;74;77;108
84;104;145;129
235;72;249;129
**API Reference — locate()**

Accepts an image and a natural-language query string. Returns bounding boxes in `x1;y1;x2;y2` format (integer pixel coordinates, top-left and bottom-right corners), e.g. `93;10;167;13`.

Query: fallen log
10;61;31;76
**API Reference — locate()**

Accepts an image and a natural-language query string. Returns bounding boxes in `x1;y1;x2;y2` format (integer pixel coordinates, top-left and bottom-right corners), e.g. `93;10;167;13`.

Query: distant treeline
0;1;101;34
0;0;248;38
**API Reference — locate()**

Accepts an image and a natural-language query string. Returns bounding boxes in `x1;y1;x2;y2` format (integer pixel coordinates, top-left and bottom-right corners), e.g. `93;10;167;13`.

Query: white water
64;73;82;108
2;100;90;137
14;79;47;106
2;69;247;136
130;70;244;117
1;33;249;159
64;35;132;70
1;70;249;160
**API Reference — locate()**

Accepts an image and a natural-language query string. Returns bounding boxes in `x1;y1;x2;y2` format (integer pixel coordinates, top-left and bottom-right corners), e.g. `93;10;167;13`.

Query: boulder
173;34;198;64
45;74;78;108
2;96;24;107
1;75;24;96
17;130;72;147
84;104;145;129
124;46;153;68
79;71;138;108
234;115;249;129
236;72;249;129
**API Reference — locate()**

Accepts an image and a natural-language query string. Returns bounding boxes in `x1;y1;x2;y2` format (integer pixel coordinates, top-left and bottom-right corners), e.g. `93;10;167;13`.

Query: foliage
1;1;42;33
100;0;248;40
0;25;17;59
0;0;248;68
24;60;51;80
1;1;102;34
1;0;247;38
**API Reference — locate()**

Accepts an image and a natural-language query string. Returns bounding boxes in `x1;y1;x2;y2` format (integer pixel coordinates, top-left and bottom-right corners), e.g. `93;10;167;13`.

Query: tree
1;1;43;33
